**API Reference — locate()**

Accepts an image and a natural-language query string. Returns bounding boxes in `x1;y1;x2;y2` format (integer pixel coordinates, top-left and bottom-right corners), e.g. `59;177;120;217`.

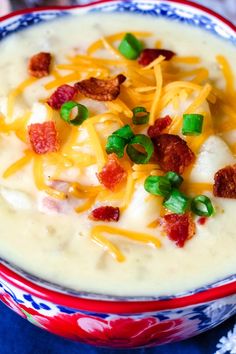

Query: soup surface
0;12;235;296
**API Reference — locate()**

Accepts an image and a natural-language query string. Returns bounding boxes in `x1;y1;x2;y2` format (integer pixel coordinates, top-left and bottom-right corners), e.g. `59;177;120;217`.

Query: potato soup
0;13;235;296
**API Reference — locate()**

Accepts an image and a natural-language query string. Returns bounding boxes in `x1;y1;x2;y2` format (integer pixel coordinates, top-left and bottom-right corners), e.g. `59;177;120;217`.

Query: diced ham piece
138;48;176;66
153;134;195;174
41;197;62;213
213;164;236;199
97;154;127;190
47;85;78;110
28;52;52;78
90;206;120;222
147;116;172;138
28;121;59;154
75;74;126;101
163;213;196;247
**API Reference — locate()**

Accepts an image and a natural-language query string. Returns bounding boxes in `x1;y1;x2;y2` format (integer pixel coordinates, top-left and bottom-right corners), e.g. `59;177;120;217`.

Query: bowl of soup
0;0;235;348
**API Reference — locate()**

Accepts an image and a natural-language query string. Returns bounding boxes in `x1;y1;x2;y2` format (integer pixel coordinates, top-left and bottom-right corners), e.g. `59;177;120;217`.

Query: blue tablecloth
0;301;235;354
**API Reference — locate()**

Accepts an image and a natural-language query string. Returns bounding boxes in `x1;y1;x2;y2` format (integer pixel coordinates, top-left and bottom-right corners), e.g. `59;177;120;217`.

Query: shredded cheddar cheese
45;73;81;90
184;83;212;114
91;233;125;262
91;225;161;248
142;55;165;70
85;120;106;170
7;78;37;118
87;31;151;56
120;172;135;211
3;150;33;178
33;157;66;200
182;182;213;195
149;64;163;125
216;55;235;98
75;197;95;213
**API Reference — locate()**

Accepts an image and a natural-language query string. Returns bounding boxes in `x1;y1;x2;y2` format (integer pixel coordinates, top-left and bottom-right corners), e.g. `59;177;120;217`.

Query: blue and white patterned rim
0;0;235;43
0;0;235;301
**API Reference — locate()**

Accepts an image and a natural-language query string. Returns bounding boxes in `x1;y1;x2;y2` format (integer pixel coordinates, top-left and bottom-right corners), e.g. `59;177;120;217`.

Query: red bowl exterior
0;0;235;347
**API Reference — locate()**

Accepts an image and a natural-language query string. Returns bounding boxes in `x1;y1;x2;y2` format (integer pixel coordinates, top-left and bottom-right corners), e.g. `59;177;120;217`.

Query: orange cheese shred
3;150;33;178
91;225;161;248
91;233;125;262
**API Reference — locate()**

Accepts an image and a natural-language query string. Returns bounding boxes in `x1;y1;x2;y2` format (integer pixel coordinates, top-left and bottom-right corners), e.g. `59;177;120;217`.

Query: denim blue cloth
0;301;235;354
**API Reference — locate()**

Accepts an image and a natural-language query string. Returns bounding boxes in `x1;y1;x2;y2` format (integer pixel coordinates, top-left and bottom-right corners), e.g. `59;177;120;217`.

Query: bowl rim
1;262;235;313
0;0;235;32
0;0;235;313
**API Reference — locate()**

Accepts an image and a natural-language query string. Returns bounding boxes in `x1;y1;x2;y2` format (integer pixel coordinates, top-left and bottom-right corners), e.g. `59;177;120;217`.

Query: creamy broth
0;13;235;296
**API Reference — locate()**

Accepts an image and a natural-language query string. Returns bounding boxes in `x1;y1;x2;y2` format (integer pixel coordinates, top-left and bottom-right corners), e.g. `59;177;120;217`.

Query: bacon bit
163;213;196;247
153;134;195;174
147;116;172;138
97;153;127;190
28;52;52;78
75;74;126;101
197;217;207;225
213;164;236;199
90;206;120;222
138;48;176;66
47;85;78;110
28;121;59;154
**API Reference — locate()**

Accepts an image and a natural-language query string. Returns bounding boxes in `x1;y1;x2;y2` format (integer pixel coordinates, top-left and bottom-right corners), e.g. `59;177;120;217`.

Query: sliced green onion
132;107;150;125
60;101;89;126
126;134;154;164
113;124;134;142
165;171;183;188
182;114;204;136
164;189;189;214
144;176;172;198
106;135;126;158
118;33;143;60
191;195;214;217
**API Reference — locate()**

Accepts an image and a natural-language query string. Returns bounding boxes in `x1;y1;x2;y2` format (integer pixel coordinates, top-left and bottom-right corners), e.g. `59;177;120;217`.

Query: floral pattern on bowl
0;276;236;347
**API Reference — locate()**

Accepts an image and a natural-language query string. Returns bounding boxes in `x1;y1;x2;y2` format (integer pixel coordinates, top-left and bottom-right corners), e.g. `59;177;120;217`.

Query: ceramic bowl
0;0;235;348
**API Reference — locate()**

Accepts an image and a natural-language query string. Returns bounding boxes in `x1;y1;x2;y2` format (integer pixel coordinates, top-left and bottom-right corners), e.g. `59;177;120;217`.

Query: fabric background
0;0;235;353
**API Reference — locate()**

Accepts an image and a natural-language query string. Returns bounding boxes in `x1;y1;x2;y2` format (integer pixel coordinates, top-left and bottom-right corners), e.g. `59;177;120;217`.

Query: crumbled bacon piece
153;134;195;174
28;52;52;78
197;217;207;225
163;213;196;247
75;74;126;101
97;154;127;190
147;116;172;138
138;48;176;66
90;206;120;222
213;164;236;199
28;121;59;154
47;85;78;110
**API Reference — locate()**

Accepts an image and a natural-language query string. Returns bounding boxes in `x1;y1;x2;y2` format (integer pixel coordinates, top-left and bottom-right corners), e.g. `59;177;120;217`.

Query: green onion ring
126;134;154;164
60;101;89;126
182;114;204;136
106;135;127;158
132;107;150;125
163;189;190;214
112;124;134;142
118;33;143;60
191;195;214;217
165;171;183;188
144;175;172;198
